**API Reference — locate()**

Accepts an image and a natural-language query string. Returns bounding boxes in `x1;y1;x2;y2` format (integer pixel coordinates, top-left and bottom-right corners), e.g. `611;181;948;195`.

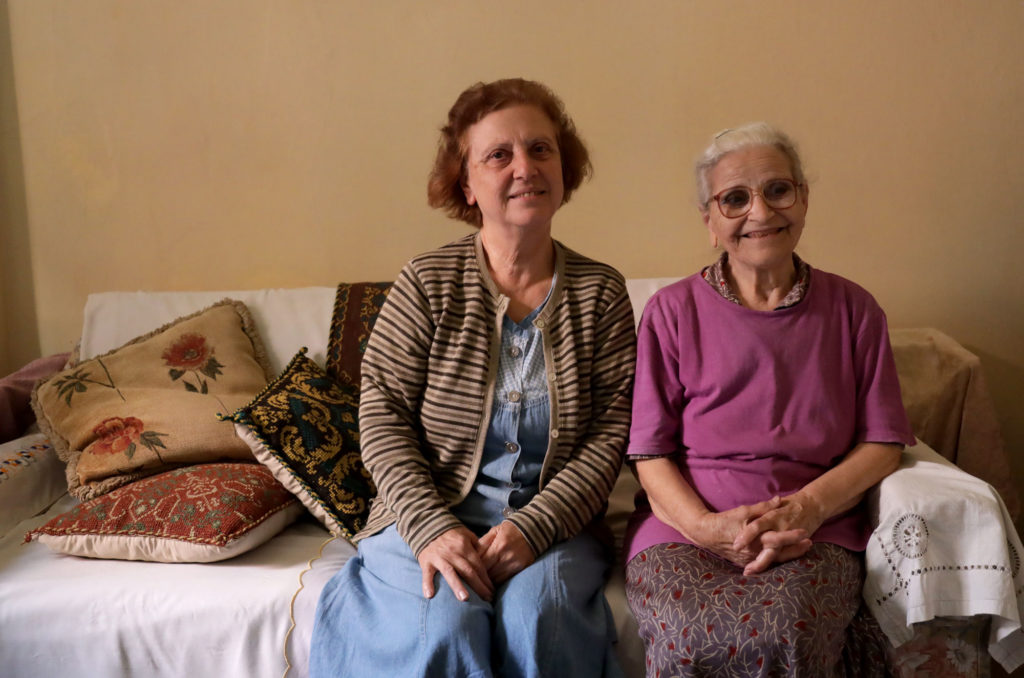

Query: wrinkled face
461;105;564;232
702;145;808;276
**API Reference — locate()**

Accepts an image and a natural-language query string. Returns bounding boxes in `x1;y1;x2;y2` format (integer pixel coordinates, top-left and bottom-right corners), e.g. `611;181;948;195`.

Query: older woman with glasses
623;122;915;676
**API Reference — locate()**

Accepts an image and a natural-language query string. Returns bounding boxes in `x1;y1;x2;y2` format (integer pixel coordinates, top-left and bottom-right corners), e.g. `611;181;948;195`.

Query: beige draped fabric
890;328;1020;523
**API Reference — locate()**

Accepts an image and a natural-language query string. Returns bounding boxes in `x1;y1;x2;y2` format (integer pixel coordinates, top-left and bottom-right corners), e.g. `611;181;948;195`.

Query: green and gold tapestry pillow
223;348;376;540
31;300;273;500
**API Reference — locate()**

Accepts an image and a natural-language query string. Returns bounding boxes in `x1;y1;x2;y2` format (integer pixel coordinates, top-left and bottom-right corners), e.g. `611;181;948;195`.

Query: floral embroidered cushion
324;282;391;387
25;463;303;562
0;432;65;538
223;348;375;540
31;300;273;500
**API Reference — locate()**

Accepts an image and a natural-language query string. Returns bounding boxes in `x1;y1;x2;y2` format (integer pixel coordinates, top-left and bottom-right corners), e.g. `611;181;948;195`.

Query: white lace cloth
864;439;1024;673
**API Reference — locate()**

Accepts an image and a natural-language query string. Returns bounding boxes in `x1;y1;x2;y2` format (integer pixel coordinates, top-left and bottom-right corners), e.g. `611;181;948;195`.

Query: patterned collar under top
701;252;810;310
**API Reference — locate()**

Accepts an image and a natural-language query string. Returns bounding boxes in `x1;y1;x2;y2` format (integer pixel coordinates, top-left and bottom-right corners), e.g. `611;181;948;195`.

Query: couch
1;280;1022;678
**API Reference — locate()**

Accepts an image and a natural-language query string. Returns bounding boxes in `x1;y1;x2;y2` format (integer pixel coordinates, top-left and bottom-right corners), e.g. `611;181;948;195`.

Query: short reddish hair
427;78;592;227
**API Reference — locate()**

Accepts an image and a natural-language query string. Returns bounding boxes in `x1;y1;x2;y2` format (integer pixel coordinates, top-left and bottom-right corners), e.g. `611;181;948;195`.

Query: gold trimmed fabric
324;282;392;387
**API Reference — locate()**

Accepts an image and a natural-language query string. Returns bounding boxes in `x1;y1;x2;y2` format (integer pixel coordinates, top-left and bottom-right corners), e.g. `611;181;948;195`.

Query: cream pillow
32;300;272;500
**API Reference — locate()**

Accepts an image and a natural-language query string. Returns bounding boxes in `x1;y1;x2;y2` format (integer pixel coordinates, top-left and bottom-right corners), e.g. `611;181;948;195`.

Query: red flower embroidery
163;333;212;370
86;416;168;462
162;333;224;394
90;417;145;455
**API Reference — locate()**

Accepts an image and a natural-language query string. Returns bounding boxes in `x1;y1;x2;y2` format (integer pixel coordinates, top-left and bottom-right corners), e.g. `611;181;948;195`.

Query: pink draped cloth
0;353;69;442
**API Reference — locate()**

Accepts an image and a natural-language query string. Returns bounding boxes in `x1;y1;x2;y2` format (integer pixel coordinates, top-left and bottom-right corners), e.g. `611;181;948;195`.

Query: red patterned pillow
25;463;303;562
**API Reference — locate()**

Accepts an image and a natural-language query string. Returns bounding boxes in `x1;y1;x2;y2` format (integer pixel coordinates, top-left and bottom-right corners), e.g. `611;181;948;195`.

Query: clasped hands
696;493;824;575
417;521;535;603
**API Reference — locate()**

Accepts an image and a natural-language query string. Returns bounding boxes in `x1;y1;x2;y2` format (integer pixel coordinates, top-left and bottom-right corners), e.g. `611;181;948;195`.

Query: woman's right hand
654;494;810;568
638;458;810;570
417;527;495;603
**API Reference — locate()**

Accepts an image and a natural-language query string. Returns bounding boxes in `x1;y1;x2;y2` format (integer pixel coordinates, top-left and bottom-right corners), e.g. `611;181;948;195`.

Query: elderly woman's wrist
680;508;717;546
788;489;828;531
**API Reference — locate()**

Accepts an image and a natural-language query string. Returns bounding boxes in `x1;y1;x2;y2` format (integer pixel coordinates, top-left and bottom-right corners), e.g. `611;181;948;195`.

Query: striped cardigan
356;232;637;557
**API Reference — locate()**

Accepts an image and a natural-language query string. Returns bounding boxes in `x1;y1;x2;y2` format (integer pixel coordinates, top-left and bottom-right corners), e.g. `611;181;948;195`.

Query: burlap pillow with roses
31;300;273;500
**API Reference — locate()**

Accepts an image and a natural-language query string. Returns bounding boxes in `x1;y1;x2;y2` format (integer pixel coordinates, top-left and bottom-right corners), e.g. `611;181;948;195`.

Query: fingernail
457;591;468;602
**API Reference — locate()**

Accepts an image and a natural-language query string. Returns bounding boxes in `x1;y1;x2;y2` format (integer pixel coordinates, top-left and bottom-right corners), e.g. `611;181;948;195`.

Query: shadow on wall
0;0;41;374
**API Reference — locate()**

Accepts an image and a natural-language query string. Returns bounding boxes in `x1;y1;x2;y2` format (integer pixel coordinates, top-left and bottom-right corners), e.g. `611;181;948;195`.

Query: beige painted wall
3;1;1022;499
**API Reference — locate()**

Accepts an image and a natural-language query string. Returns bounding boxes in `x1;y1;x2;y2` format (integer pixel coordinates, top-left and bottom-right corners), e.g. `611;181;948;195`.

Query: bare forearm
634;457;710;541
635;456;804;567
795;441;903;521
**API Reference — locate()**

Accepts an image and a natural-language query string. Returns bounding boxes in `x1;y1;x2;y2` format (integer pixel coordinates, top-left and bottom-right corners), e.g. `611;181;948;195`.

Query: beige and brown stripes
355;233;637;557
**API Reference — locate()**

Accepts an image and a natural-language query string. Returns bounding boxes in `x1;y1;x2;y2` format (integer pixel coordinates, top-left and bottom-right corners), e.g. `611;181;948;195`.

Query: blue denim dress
452;300;550;533
310;280;622;678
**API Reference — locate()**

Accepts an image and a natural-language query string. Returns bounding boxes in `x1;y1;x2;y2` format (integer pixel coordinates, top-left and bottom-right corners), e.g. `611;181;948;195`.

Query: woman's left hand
733;492;824;574
733;442;903;575
477;521;536;585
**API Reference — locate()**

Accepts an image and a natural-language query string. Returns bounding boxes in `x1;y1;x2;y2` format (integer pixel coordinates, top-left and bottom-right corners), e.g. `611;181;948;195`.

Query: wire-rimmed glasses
709;178;803;218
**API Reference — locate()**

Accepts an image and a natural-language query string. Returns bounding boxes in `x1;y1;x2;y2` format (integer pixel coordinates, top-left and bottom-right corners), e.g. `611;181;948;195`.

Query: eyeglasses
709;178;803;218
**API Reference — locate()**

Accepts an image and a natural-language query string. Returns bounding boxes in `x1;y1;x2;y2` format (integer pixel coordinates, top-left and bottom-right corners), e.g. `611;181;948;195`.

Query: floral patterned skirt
625;542;890;678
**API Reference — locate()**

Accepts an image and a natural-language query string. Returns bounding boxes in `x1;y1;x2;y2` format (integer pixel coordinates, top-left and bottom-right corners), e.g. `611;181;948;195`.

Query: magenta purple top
623;267;915;563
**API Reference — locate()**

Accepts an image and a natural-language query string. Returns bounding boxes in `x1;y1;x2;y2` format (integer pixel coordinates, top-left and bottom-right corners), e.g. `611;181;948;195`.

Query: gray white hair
695;122;806;209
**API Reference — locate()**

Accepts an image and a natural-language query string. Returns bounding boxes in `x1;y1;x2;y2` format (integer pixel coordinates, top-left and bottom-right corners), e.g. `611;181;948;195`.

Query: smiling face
461;105;564;233
702;145;809;278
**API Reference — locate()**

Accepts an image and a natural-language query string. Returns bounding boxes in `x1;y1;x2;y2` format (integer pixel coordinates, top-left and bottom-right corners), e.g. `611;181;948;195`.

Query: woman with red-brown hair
310;78;636;678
